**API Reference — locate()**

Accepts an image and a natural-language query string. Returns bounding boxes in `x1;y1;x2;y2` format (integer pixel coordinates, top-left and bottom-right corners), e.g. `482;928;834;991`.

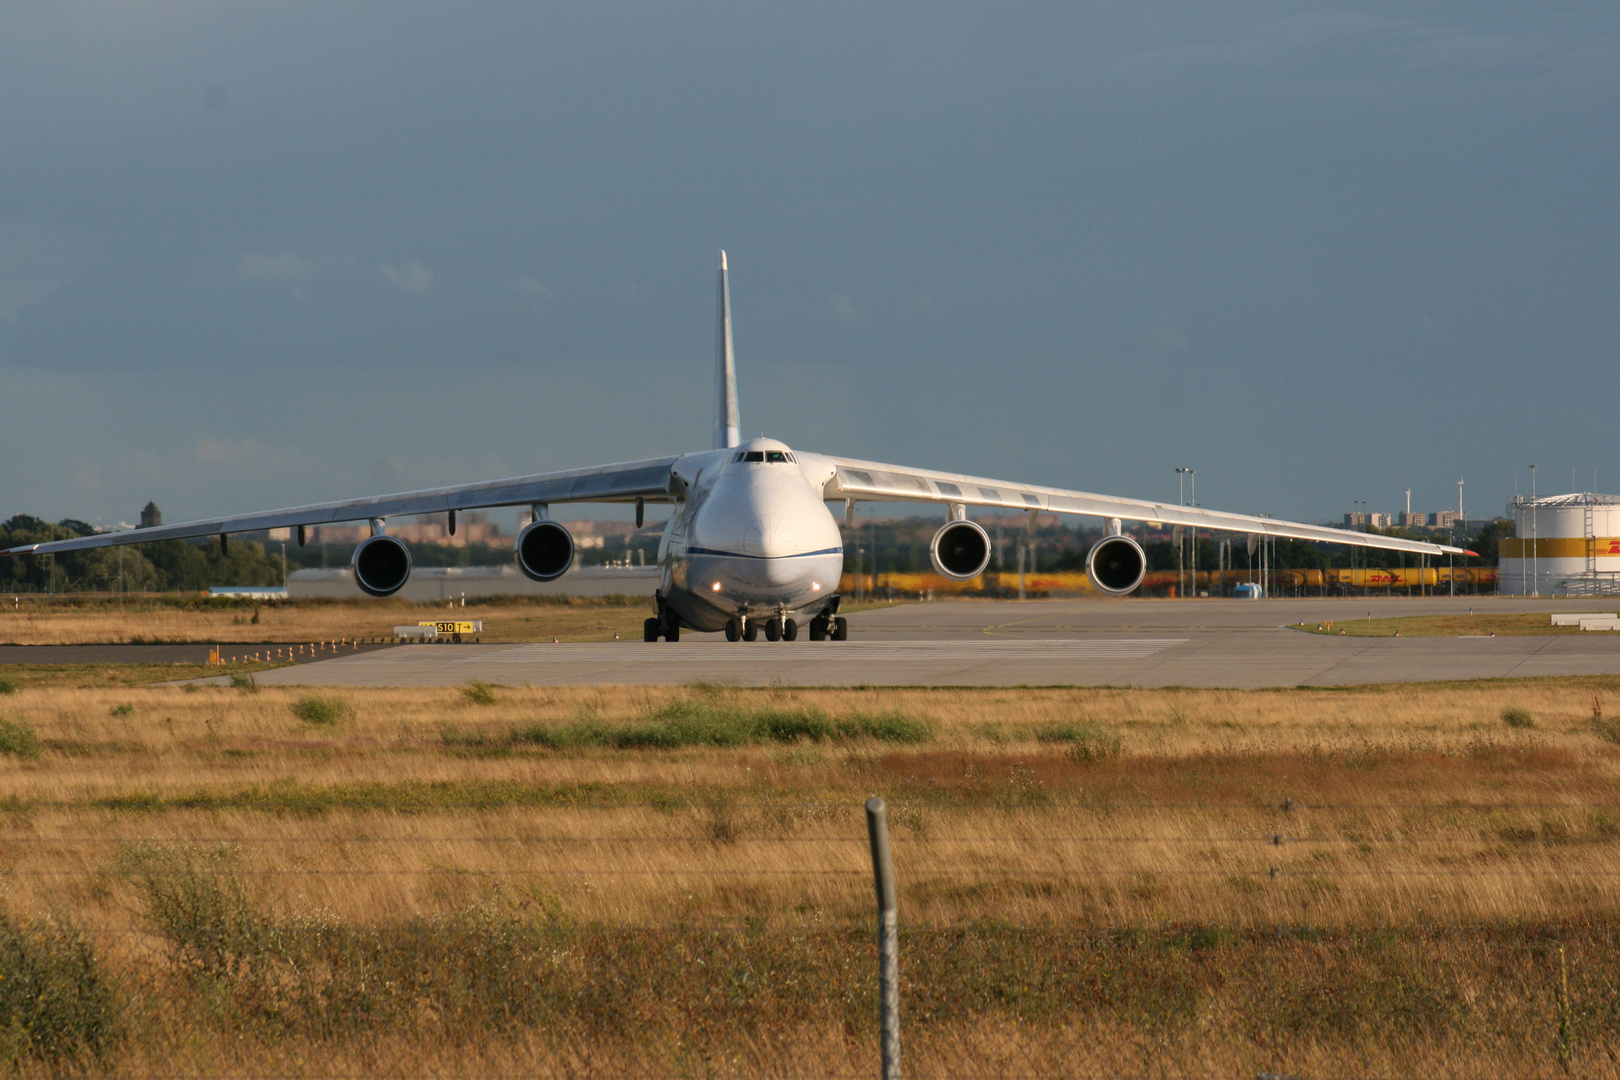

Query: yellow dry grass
2;677;1618;932
1297;610;1595;637
8;671;1620;1076
0;596;653;645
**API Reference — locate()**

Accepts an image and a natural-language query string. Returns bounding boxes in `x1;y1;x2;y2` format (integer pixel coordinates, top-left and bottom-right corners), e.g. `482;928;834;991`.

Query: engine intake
515;520;574;582
351;535;412;597
1086;534;1146;595
930;519;992;581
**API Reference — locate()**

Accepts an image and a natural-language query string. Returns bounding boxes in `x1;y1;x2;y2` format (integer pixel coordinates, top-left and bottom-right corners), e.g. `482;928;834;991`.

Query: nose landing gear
726;613;800;642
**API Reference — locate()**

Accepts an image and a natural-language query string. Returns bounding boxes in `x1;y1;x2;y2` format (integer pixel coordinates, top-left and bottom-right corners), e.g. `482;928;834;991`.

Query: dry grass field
5;666;1620;1076
0;595;655;645
1296;610;1606;637
0;595;901;647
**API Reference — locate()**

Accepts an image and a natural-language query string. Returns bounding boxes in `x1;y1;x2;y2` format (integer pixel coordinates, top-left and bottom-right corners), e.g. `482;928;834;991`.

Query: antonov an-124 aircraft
4;254;1470;643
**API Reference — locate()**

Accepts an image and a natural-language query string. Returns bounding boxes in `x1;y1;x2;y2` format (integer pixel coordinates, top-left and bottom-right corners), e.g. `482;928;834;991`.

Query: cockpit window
766;451;793;463
732;450;793;464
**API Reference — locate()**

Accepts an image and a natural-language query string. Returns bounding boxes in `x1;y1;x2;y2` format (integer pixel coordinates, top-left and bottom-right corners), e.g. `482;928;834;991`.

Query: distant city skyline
2;4;1615;530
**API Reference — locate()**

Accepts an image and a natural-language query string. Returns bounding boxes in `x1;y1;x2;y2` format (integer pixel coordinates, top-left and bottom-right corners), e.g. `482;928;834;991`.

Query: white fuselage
655;438;845;633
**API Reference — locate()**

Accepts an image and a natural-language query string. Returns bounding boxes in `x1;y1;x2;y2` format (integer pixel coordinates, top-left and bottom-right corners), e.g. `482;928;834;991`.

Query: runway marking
433;639;1189;663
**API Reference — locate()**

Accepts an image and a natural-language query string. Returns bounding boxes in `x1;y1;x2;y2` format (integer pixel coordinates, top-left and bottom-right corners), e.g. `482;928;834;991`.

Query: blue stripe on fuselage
683;546;843;561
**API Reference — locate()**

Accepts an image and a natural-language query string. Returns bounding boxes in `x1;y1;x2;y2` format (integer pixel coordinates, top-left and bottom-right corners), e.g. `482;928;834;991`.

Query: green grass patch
0;904;118;1067
290;693;351;726
89;779;627;816
1035;720;1122;761
461;680;498;706
445;698;932;753
0;717;43;759
1500;706;1535;730
0;675;17;694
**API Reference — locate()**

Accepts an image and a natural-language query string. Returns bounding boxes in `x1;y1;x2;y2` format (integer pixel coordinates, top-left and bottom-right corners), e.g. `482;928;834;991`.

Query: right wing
0;456;680;558
822;455;1471;558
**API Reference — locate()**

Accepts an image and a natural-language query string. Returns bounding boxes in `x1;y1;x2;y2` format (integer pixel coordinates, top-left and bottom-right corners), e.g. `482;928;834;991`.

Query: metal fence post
866;796;901;1080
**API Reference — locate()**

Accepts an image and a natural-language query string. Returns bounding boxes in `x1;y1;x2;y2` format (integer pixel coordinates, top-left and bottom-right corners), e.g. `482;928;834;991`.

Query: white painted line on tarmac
435;639;1188;665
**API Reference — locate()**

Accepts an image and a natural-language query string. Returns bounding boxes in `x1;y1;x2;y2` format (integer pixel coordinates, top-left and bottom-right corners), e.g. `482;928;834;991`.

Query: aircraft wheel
724;618;741;642
665;622;680;643
831;617;848;641
808;617;828;641
782;618;798;641
742;620;759;642
764;618;782;642
643;618;660;643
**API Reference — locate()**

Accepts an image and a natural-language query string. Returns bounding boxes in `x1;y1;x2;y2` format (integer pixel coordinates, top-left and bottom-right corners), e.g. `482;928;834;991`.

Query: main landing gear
724;605;843;643
807;615;847;641
645;595;681;642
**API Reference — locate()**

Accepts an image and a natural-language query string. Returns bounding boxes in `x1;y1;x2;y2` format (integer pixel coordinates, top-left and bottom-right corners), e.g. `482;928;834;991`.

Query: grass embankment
1294;611;1614;637
6;677;1620;1074
0;594;654;645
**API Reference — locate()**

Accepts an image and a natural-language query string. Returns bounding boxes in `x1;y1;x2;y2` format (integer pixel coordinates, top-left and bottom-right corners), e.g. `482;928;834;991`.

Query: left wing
0;456;679;559
822;456;1470;557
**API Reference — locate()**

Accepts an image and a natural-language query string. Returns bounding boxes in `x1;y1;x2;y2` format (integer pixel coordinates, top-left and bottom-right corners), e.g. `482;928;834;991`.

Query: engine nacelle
514;520;575;582
351;534;413;597
1086;534;1146;595
930;519;992;581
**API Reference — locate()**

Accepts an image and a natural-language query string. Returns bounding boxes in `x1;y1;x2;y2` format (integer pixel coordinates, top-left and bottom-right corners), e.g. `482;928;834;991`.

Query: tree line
0;516;291;593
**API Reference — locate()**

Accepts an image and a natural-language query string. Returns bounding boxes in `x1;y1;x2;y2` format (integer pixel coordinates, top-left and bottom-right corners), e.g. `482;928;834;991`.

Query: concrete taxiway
242;596;1620;689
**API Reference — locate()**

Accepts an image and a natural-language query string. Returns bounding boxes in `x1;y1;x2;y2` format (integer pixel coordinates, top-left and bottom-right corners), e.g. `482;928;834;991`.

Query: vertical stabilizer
715;251;740;449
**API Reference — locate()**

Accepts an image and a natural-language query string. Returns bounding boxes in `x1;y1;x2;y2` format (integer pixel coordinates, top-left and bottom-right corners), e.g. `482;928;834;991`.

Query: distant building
1343;512;1368;530
1429;511;1457;529
1399;512;1427;529
1367;513;1391;529
310;512;509;547
139;501;162;528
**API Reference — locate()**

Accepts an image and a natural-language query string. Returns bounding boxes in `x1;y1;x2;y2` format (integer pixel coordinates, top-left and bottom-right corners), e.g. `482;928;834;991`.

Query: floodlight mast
1528;464;1538;597
1175;467;1196;596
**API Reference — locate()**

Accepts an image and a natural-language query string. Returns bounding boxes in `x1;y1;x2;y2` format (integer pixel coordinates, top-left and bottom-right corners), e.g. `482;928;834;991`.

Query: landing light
812;582;821;591
711;582;723;591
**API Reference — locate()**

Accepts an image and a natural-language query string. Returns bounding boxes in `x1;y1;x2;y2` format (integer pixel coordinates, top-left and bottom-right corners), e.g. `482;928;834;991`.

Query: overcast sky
2;3;1615;530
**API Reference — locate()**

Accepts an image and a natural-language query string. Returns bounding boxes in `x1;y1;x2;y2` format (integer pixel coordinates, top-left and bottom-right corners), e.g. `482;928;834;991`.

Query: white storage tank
1499;493;1620;596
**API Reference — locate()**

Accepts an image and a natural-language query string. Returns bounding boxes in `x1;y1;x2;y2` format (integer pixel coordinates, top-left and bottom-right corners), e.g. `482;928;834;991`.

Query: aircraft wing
0;456;680;559
822;456;1472;557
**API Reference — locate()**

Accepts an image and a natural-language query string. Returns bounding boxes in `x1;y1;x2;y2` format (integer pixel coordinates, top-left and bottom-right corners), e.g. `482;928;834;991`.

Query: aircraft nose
744;515;797;557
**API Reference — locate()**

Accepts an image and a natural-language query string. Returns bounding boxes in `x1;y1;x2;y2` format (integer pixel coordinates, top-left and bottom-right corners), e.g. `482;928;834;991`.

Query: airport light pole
1529;464;1538;597
1175;468;1189;596
1189;469;1196;594
1175;468;1196;596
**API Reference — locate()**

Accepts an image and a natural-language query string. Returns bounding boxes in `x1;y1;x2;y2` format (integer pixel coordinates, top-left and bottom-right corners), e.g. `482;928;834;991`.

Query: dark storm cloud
1;3;1615;526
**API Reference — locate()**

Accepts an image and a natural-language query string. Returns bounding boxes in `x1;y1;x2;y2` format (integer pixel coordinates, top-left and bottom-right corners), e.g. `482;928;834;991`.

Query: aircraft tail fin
715;250;740;449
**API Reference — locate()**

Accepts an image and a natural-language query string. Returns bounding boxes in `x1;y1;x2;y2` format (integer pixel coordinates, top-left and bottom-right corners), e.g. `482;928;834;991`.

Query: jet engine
351;535;413;597
1085;534;1147;595
929;519;992;581
514;520;575;582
